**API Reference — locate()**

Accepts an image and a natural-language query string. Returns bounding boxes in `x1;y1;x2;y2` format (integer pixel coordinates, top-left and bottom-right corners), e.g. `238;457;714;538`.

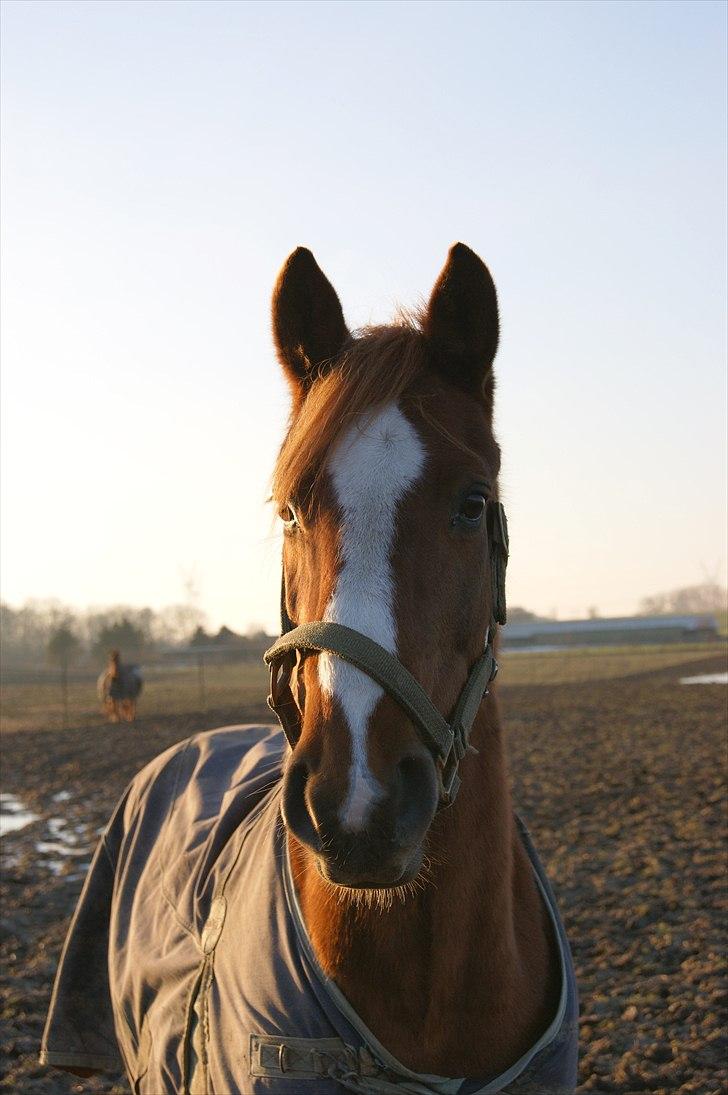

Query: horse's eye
458;493;487;525
279;504;298;529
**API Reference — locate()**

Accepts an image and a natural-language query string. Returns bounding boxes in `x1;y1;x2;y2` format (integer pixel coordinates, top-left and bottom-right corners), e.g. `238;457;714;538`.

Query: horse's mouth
314;846;423;891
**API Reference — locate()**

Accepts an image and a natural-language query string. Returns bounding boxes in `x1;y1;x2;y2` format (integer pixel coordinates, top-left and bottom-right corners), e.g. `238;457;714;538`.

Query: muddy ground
1;656;726;1094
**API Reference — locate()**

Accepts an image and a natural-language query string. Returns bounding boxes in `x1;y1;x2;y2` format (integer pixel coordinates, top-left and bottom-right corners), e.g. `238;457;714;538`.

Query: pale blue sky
1;0;726;632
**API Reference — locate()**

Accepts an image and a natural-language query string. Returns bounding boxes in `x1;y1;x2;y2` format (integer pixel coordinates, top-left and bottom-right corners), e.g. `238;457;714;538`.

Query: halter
264;501;509;808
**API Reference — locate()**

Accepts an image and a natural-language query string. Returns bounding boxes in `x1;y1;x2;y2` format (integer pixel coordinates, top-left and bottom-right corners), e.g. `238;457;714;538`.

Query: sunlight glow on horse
41;244;578;1093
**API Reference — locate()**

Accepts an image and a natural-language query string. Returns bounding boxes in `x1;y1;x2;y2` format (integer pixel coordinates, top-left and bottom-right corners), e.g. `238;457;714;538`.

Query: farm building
501;615;719;649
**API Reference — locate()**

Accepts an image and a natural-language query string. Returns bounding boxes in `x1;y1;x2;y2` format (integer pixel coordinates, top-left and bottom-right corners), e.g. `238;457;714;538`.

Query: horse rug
41;724;579;1094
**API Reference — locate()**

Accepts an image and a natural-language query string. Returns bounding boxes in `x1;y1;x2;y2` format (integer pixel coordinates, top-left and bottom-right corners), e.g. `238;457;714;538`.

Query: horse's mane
272;318;428;505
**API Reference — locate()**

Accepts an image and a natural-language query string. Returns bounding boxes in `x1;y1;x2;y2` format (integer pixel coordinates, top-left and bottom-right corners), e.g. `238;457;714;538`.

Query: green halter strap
264;501;509;807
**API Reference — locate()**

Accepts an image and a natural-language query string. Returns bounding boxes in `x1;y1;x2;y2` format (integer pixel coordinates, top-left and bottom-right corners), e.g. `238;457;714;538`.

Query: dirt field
1;645;726;1094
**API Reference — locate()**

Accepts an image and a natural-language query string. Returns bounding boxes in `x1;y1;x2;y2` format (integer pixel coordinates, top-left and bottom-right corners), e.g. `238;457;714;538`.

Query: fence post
61;657;69;729
197;655;207;713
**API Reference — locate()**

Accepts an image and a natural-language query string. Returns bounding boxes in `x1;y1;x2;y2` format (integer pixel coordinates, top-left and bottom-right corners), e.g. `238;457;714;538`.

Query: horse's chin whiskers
422;846;446;873
313;854;437;915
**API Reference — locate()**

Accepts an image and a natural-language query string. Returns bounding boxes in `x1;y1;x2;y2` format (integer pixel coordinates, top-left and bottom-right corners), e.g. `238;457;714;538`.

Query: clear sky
1;0;726;633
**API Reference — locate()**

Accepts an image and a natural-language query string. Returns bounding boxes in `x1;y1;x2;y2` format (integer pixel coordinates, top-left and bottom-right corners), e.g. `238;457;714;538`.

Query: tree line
2;582;724;672
638;582;727;618
0;600;209;670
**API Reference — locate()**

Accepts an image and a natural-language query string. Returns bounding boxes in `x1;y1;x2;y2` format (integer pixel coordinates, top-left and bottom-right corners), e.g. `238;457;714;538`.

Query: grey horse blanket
41;724;578;1094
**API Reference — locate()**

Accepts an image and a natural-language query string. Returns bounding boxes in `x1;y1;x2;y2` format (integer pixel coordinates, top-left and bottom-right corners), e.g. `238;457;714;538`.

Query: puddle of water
680;672;728;685
0;794;94;880
35;814;94;873
38;854;93;877
35;840;89;858
42;858;69;876
62;863;92;881
0;793;39;837
48;817;79;842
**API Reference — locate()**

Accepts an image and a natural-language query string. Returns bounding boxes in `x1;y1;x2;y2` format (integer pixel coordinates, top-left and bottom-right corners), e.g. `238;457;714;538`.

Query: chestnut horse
42;244;578;1093
268;244;572;1081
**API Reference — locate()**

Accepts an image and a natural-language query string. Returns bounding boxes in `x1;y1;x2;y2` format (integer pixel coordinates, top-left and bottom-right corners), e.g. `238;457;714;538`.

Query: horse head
271;244;502;891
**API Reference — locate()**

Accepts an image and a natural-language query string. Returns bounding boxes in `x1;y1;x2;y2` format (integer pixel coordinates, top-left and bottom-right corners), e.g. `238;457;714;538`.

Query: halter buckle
439;759;461;808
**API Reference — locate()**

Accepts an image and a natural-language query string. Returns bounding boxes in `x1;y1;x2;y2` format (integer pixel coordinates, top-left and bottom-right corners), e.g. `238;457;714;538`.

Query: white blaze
319;402;426;831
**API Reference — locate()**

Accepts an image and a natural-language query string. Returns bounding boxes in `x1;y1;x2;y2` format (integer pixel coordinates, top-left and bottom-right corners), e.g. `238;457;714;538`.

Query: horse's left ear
272;247;350;410
423;243;499;390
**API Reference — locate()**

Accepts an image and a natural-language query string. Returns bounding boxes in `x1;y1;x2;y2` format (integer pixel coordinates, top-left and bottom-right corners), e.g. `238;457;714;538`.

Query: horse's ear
423;243;499;391
272;247;350;408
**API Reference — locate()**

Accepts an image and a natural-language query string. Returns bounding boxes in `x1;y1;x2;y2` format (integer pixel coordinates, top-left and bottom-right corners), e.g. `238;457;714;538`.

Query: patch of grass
495;641;726;686
0;661;270;733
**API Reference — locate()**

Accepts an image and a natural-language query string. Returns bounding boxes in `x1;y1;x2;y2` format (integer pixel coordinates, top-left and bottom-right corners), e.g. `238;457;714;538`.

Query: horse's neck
289;696;560;1078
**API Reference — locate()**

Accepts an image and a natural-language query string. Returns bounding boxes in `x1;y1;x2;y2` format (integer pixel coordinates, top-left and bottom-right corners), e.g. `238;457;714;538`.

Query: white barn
501;615;719;649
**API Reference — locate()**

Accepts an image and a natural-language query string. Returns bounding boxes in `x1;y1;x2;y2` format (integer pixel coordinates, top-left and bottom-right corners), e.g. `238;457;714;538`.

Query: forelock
272;319;427;505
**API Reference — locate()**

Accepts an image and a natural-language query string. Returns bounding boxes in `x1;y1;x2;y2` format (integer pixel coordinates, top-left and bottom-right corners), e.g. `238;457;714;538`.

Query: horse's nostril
281;760;323;853
394;751;439;843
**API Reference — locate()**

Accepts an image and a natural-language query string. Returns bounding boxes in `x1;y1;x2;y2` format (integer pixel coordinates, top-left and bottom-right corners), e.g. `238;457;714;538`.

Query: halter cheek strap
264;501;509;808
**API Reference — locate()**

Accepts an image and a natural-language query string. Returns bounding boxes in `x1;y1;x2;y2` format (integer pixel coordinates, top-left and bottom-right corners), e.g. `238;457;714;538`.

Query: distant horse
97;649;143;722
43;246;578;1092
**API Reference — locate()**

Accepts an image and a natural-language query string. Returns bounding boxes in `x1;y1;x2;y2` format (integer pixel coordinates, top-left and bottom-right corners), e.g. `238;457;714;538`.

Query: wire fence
2;638;725;734
1;645;273;732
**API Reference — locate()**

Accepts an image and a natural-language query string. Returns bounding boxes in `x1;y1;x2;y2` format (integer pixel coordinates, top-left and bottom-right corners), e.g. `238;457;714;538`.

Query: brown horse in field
269;244;576;1081
97;649;143;722
42;245;577;1093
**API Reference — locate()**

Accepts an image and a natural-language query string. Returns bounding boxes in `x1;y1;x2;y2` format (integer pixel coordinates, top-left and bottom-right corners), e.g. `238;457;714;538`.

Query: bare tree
639;583;728;616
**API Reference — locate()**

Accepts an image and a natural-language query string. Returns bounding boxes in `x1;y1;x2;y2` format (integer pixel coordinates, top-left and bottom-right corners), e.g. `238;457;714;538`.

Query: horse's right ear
272;248;350;408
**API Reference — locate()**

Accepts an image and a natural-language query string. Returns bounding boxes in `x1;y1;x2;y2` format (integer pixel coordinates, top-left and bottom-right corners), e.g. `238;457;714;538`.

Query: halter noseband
264;501;509;808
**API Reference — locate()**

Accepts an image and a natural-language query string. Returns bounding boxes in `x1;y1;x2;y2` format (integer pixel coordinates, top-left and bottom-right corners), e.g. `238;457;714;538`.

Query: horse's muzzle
281;747;438;889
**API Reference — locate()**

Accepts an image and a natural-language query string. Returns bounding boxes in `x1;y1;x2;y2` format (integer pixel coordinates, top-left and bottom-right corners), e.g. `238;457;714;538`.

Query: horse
42;245;578;1093
97;649;143;722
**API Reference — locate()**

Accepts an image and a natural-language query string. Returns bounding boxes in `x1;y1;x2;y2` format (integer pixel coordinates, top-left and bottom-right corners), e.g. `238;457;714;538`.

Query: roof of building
503;614;718;640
